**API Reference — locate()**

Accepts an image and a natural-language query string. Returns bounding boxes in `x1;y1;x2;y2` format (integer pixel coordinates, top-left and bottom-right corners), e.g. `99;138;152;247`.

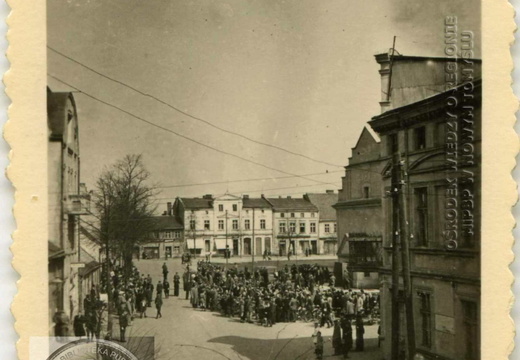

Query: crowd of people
181;260;379;359
68;257;379;359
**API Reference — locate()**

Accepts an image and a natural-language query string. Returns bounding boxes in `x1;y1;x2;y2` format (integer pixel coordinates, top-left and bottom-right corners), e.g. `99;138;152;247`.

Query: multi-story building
138;213;184;259
334;126;385;289
48;88;89;333
264;196;319;256
241;196;273;257
370;53;481;360
173;195;214;256
304;190;338;255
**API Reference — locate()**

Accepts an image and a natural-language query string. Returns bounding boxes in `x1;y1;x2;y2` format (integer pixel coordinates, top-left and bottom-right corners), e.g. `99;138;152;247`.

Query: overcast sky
47;0;480;211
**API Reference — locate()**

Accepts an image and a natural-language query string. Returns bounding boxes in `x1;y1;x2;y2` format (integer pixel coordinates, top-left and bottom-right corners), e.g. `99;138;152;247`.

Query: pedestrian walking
314;331;324;360
155;294;163;319
162;262;169;281
355;314;365;351
173;272;180;296
342;319;353;359
332;319;342;355
163;279;170;298
73;312;87;338
156;280;163;296
118;300;129;342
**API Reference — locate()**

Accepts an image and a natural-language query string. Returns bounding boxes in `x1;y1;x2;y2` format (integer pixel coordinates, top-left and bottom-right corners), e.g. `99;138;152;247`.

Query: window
290;213;295;218
415;187;429;246
280;213;285;218
415;126;426;150
174;231;181;239
418;292;432;348
261;210;265;214
364;272;371;277
218;220;224;230
289;222;296;233
310;222;316;233
388;133;398;154
461;301;479;360
299;222;306;233
260;219;266;229
165;231;172;238
232;219;238;230
189;220;196;230
363;186;370;199
218;204;224;212
232;204;238;212
325;224;330;233
244;219;250;230
204;220;210;230
301;213;305;218
333;223;337;233
205;210;209;215
279;221;286;233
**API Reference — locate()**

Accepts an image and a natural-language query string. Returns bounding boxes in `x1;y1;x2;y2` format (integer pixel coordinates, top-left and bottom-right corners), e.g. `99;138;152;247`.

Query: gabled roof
149;216;183;230
304;193;338;221
47;89;77;140
243;197;271;209
265;197;318;212
180;197;213;209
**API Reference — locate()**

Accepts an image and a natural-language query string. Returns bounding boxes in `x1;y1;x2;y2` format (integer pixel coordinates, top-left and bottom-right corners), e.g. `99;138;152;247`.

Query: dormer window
415;126;426;150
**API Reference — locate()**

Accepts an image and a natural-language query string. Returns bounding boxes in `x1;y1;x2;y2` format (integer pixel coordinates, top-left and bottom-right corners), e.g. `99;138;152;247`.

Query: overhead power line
48;46;344;168
48;73;339;188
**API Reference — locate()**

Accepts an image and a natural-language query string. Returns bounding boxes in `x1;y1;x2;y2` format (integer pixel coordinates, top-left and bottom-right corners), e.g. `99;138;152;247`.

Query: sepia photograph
44;1;483;359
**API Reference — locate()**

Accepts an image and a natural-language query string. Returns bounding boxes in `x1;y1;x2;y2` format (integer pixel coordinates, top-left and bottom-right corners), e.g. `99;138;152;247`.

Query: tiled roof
304;193;338;221
149;216;183;230
180;198;213;209
242;198;271;208
266;197;318;212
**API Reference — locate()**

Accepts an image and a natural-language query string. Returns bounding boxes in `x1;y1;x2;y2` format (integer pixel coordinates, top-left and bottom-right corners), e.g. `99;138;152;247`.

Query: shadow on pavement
208;335;382;360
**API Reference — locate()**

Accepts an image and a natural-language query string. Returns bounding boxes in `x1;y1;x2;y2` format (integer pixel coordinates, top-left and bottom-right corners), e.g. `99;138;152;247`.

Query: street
121;258;383;360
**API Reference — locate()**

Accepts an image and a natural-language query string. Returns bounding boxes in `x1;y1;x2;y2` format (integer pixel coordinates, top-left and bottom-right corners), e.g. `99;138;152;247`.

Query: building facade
265;196;319;256
304;191;338;255
334;126;385;289
48;89;90;333
370;54;482;360
138;214;184;259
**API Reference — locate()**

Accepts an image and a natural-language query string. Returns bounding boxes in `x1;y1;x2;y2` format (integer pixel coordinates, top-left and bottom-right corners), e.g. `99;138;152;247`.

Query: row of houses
48;88;101;334
335;54;481;360
137;192;339;259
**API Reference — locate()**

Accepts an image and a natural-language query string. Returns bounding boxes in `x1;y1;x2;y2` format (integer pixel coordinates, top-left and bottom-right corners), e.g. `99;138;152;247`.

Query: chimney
167;202;172;215
326;190;334;194
203;194;212;199
287;196;291;199
243;194;249;199
279;196;282;199
375;52;392;113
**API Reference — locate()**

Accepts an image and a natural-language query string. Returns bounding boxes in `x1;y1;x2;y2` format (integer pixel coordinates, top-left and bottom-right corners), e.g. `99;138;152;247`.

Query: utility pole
252;208;255;273
391;152;401;360
400;148;416;359
225;210;229;266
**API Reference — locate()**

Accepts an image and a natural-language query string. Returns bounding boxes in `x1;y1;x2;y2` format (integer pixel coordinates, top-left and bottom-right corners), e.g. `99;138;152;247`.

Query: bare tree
94;154;158;282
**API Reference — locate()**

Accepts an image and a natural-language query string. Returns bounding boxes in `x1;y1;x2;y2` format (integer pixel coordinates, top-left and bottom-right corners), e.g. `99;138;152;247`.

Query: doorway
233;238;239;256
243;238;251;255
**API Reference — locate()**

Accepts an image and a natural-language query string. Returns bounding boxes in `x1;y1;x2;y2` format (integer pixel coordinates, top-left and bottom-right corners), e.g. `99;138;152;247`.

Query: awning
49;241;65;259
214;239;232;249
186;239;205;249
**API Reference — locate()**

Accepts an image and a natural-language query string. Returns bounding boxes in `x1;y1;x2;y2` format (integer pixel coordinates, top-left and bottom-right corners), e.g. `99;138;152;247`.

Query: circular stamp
47;339;139;360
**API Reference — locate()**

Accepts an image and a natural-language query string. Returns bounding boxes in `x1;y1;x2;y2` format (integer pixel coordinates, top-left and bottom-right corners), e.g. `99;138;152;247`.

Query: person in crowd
332;318;343;355
118;299;129;342
155;293;163;319
342;318;353;359
355;313;365;351
163;279;170;298
73;312;87;338
162;262;168;281
183;270;191;300
173;272;180;296
314;331;324;360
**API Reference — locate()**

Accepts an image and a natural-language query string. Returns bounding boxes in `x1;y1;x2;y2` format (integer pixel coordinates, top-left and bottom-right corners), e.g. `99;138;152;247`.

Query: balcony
346;236;383;272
